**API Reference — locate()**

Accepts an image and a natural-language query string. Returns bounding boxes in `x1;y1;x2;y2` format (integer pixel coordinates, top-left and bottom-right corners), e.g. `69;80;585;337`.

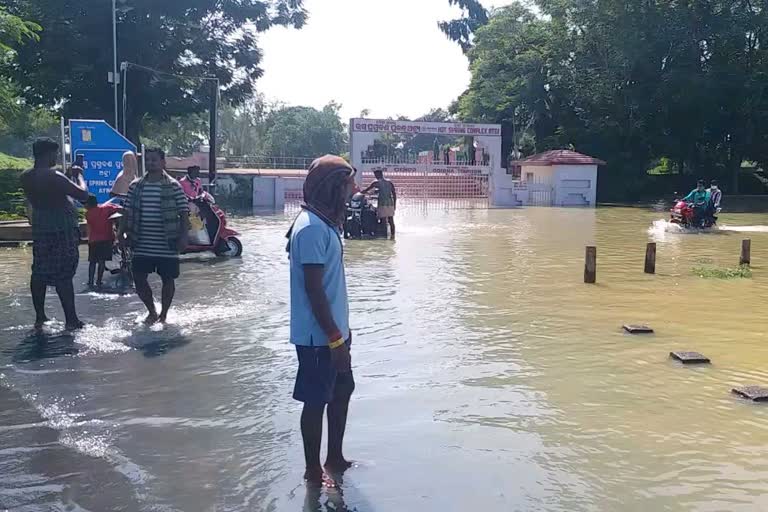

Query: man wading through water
21;138;89;331
119;148;190;324
286;155;355;487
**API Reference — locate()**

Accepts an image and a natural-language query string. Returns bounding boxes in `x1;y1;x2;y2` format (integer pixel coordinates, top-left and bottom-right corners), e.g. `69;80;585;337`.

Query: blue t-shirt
289;210;350;346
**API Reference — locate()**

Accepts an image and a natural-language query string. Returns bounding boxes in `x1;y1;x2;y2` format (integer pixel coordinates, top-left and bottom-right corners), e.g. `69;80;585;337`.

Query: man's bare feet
144;312;159;325
158;313;168;324
34;316;50;330
64;320;85;331
304;467;337;488
325;457;354;473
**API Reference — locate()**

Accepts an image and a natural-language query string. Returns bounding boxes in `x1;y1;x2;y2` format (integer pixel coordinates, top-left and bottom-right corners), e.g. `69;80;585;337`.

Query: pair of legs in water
295;343;355;487
379;216;395;240
88;260;108;288
31;276;83;331
301;371;355;487
132;257;180;325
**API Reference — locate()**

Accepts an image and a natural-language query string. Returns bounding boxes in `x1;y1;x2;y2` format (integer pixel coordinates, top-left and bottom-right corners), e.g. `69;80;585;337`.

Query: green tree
452;0;768;197
259;102;347;158
3;0;307;145
0;6;39;54
439;0;488;53
0;7;54;157
142;113;209;156
219;96;268;156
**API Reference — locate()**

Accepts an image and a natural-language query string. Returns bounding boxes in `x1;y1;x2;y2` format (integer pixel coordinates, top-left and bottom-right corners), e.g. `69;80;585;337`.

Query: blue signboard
70;120;136;203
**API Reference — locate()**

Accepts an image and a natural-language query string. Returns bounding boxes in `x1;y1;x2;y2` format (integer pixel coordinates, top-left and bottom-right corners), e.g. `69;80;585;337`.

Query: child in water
84;195;119;288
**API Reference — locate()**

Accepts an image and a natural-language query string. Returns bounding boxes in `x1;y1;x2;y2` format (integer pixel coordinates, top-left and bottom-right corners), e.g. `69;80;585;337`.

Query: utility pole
208;79;219;188
112;0;119;129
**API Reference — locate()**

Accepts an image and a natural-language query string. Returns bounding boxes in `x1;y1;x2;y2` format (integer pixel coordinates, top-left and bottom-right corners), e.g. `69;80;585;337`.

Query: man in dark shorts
363;169;397;239
286;155;355;487
119;148;190;324
84;194;120;288
20;138;89;330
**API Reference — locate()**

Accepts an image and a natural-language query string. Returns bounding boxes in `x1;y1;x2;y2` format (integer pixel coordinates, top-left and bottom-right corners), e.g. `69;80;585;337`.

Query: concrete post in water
644;242;657;274
740;239;751;266
584;246;597;284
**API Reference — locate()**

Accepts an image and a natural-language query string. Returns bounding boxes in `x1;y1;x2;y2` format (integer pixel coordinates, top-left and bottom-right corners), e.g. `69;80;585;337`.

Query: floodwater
2;205;768;512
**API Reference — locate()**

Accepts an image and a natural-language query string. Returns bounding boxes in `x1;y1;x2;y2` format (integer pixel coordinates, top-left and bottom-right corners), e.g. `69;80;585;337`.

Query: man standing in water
119;148;190;324
287;155;355;487
363;169;397;239
21;138;89;330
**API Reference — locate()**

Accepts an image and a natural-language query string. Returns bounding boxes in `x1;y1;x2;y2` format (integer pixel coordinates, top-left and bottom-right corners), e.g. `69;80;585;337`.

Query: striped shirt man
126;180;188;258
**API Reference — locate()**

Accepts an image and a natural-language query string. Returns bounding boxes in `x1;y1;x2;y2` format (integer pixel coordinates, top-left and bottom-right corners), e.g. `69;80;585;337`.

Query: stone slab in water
670;351;710;364
623;324;654;334
732;386;768;402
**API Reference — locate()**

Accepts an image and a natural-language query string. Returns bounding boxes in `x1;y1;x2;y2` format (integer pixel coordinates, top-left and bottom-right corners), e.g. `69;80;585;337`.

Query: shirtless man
20;138;89;330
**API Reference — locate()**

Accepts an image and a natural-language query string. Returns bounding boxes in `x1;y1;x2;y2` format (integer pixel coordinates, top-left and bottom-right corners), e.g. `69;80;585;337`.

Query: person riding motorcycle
181;165;218;243
707;180;723;216
682;180;711;227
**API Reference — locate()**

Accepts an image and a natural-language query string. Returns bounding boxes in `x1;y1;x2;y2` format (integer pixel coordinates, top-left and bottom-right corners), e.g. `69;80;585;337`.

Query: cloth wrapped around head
110;151;139;197
303;155;355;224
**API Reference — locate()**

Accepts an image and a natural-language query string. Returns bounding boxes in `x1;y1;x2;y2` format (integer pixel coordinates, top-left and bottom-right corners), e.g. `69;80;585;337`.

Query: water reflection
0;206;768;510
9;330;80;363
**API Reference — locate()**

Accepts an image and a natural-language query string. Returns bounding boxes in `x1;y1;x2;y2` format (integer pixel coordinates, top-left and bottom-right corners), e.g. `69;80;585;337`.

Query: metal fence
224;156;314;170
359;169;488;202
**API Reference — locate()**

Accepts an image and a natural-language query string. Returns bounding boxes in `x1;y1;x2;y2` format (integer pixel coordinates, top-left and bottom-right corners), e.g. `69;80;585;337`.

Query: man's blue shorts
293;340;354;405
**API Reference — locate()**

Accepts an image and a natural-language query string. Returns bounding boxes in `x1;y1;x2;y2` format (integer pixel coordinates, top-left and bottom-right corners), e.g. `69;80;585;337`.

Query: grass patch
0;153;31;171
692;264;752;279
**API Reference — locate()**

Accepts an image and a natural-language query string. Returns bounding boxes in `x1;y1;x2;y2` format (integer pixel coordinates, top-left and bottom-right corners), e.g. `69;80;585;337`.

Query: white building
492;150;606;208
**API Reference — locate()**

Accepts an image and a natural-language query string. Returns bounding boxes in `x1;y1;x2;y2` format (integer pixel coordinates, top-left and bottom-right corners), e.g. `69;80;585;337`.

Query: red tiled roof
511;150;606;166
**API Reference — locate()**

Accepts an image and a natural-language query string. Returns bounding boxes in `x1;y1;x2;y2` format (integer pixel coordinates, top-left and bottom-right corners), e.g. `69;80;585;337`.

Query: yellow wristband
328;338;345;350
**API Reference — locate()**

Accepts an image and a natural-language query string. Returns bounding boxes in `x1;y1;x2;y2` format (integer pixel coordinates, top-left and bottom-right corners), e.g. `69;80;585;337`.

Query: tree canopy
253;102;347;158
449;0;768;197
2;0;307;144
141;99;348;159
0;7;55;157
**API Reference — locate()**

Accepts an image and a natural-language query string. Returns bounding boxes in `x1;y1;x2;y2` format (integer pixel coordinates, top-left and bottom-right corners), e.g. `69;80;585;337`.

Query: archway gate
349;118;503;208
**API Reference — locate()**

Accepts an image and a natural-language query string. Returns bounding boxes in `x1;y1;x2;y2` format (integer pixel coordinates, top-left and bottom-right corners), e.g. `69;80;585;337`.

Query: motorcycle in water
104;192;243;259
344;192;387;240
184;191;243;257
669;200;717;229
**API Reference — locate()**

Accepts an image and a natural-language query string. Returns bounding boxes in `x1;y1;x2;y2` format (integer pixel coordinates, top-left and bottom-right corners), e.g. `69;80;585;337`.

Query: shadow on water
8;331;80;363
122;325;192;358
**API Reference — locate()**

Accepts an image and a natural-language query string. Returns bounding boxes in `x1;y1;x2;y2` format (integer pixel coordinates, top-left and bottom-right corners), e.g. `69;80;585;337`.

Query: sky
258;0;497;122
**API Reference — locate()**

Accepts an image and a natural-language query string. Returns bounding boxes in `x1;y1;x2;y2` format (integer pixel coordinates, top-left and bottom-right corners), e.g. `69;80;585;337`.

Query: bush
0;163;25;221
692;264;752;279
0;153;31;171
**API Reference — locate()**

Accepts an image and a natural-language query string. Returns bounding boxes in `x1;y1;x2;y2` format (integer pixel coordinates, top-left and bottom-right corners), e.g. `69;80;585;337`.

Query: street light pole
112;0;119;129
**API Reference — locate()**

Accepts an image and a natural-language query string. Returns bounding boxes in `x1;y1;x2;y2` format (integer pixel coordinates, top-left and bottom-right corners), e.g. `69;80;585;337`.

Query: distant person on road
363;169;397;239
111;151;139;197
285;155;355;488
180;165;203;199
85;194;119;288
119;148;190;324
20;138;89;331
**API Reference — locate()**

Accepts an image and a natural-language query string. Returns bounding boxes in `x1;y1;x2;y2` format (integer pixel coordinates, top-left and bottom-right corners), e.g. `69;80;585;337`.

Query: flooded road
2;205;768;511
